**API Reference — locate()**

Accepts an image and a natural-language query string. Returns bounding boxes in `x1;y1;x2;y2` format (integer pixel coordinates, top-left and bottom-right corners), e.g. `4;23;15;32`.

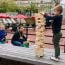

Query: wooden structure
35;13;45;57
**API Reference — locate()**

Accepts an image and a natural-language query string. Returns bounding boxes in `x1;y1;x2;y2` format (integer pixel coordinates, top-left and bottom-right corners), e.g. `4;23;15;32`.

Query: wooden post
35;13;45;57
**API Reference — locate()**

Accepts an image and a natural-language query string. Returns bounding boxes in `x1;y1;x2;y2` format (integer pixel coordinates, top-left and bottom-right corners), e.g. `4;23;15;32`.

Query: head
18;25;24;32
0;22;5;30
53;5;63;15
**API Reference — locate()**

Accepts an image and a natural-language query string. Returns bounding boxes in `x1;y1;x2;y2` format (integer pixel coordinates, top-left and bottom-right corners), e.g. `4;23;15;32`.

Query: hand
24;41;27;44
27;40;30;43
40;11;45;15
27;39;30;42
24;41;29;44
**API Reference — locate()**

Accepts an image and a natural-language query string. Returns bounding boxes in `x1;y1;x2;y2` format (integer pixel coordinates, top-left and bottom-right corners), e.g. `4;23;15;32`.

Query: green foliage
0;0;38;13
0;0;19;12
30;2;38;13
19;3;38;13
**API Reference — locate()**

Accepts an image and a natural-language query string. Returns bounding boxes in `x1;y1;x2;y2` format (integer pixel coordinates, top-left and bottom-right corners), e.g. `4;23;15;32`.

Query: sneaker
50;56;59;62
58;56;62;59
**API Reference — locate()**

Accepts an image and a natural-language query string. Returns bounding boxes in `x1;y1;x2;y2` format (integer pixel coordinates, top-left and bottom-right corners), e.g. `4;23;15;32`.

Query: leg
53;32;62;58
0;38;6;44
12;41;22;46
18;39;24;44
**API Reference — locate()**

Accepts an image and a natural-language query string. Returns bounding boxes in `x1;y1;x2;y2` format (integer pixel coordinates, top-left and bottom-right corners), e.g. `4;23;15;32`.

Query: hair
0;22;5;29
54;5;63;14
55;3;59;6
18;24;23;29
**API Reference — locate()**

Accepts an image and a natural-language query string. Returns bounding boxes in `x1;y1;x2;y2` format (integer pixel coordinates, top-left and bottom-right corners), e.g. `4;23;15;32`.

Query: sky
60;0;65;4
60;0;65;8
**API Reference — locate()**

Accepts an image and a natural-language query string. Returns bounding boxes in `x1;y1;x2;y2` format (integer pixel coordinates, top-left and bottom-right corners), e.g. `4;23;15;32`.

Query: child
41;5;63;61
0;22;7;43
11;25;27;46
45;3;59;28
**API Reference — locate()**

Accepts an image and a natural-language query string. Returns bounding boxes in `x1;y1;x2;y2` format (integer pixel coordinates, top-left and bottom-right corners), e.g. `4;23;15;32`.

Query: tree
53;0;60;4
0;0;19;12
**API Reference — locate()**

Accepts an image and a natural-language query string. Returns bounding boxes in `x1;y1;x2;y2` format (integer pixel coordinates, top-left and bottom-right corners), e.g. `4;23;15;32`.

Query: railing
25;26;65;53
6;25;65;53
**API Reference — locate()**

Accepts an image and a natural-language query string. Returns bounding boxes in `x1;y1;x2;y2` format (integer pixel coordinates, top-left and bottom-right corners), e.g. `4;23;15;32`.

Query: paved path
0;44;65;65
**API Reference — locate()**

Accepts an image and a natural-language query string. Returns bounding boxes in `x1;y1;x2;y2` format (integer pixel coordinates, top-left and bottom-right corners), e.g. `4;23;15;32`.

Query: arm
44;14;55;20
0;30;7;36
22;35;27;41
40;12;55;20
0;30;7;41
4;31;7;36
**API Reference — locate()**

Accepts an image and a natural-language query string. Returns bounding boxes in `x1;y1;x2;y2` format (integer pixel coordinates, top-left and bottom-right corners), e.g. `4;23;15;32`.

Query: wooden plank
0;44;65;65
0;44;52;65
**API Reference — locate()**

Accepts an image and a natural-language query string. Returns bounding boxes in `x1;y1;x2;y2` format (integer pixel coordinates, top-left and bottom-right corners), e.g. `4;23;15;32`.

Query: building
15;0;53;6
15;0;29;6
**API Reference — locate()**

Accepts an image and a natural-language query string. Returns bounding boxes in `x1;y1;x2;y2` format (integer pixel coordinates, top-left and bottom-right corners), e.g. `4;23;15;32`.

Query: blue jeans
12;38;26;46
12;41;22;46
0;38;6;44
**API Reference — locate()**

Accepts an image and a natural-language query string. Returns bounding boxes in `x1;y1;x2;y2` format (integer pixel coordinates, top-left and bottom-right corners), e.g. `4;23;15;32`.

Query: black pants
53;32;62;58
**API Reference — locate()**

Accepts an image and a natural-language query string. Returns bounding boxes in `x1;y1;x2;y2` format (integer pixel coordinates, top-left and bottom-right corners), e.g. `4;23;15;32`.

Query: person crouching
11;25;27;46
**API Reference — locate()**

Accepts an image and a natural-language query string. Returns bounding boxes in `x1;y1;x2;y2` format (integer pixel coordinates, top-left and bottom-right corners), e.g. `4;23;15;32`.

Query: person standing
41;5;63;61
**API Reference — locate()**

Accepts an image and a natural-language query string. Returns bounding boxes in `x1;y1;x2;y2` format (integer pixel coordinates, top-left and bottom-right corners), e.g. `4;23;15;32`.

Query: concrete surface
0;44;65;65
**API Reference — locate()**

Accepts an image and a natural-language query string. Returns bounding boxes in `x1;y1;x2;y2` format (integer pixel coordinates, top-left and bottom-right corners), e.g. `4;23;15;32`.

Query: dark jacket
11;31;27;43
44;14;63;34
0;30;7;41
